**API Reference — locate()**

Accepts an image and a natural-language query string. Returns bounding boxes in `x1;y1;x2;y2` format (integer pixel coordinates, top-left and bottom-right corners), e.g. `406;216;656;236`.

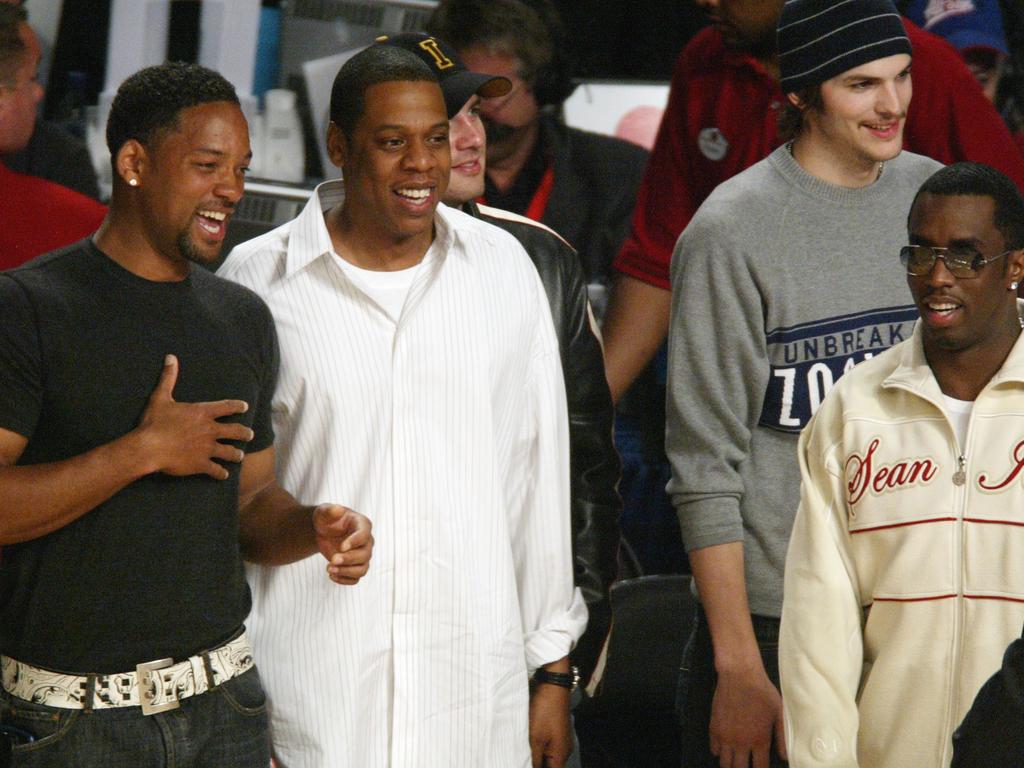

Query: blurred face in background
694;0;785;58
0;21;42;153
962;47;1006;104
444;94;486;205
459;47;538;166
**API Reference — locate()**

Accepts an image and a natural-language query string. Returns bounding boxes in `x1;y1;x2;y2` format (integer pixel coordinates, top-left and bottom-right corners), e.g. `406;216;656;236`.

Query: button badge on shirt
698;127;729;161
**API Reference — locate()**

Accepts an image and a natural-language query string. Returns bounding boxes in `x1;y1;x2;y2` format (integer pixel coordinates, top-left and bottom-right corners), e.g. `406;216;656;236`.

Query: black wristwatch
531;665;580;691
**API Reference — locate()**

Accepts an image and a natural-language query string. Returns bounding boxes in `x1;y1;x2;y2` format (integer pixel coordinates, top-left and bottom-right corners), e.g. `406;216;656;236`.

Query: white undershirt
943;395;974;451
334;247;435;322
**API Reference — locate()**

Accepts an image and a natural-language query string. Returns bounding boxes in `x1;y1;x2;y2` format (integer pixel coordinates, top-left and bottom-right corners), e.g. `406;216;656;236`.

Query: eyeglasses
899;244;1013;279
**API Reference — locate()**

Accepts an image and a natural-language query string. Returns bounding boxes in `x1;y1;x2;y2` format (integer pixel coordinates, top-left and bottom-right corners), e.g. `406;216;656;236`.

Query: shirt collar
284;179;345;277
884;301;1024;393
285;179;461;277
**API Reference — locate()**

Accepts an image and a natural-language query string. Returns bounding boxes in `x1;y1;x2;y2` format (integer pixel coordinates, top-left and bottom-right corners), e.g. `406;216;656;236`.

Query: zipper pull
953;455;966;486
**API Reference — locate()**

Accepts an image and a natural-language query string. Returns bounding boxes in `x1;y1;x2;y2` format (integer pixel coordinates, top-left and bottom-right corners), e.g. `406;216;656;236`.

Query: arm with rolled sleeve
514;330;587;669
470;203;620;684
666;209;769;553
555;240;620;685
516;309;587;768
780;414;863;768
666;211;786;764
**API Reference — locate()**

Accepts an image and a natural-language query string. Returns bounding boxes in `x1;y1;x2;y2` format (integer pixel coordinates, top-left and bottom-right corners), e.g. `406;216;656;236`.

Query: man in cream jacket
780;162;1024;768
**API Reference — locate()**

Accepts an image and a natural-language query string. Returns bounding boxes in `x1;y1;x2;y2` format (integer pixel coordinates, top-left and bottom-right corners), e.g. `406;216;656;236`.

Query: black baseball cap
375;32;512;118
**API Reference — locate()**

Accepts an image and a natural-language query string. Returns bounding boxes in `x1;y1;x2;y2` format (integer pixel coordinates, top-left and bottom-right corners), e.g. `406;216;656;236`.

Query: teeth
928;302;957;311
397;188;430;200
198;210;226;221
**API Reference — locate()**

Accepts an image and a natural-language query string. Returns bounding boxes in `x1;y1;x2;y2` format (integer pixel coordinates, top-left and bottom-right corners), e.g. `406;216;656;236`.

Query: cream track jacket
780;319;1024;768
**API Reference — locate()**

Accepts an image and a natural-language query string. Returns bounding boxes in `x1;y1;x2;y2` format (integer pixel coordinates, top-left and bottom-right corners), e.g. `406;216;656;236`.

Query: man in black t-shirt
0;62;373;767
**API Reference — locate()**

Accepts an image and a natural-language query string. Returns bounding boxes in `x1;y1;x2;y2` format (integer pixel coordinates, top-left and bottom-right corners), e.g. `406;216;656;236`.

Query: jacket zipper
946;442;970;766
888;381;969;766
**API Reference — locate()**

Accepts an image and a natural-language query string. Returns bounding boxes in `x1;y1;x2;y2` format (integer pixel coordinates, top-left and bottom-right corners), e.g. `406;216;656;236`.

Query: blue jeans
614;344;688;577
676;607;788;768
0;667;270;768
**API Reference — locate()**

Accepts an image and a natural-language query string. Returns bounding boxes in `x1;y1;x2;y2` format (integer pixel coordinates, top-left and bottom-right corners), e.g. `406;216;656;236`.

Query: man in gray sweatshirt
666;1;943;766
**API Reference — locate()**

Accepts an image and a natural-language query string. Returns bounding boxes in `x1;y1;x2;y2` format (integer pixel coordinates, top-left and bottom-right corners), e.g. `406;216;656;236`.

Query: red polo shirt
1;161;106;270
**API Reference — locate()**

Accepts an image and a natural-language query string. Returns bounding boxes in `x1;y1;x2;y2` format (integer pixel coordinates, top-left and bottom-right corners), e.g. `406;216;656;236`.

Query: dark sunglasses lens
902;246;934;275
901;246;977;277
945;247;979;277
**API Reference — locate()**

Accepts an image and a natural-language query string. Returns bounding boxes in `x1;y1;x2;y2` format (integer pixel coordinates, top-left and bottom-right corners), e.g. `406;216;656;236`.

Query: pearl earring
1012;281;1019;291
128;178;138;187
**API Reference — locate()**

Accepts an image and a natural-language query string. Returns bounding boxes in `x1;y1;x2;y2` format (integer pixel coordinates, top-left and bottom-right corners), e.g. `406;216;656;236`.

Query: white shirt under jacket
780;314;1024;768
218;181;586;768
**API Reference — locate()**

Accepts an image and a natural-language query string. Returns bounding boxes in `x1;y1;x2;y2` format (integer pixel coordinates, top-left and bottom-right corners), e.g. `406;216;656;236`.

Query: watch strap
531;666;580;690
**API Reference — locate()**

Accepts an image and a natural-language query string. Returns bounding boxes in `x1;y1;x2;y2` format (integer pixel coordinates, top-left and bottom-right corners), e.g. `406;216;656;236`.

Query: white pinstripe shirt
218;182;586;768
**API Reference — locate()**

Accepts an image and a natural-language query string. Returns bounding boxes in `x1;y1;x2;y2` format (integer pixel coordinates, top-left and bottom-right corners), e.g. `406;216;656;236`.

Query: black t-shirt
0;239;279;672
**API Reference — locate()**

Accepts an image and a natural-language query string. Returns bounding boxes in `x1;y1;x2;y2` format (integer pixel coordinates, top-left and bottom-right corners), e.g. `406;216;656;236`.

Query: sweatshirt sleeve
665;208;770;551
779;414;863;768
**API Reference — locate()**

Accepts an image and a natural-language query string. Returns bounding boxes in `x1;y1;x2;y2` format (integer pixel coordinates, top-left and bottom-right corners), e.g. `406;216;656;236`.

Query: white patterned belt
1;632;254;716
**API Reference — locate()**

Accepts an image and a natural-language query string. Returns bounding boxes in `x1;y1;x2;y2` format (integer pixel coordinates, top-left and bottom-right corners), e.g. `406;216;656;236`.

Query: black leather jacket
465;201;622;684
534;115;648;286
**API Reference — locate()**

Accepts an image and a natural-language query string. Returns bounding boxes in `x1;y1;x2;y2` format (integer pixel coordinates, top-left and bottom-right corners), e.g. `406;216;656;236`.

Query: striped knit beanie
778;0;912;93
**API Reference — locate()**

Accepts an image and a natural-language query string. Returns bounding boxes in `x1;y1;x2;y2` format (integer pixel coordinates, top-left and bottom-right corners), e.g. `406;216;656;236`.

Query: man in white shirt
218;45;585;768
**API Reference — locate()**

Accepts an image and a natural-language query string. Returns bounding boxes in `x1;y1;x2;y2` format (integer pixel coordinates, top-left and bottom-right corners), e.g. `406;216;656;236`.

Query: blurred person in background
0;4;103;269
0;0;100;199
905;0;1024;153
430;0;680;577
426;0;647;315
602;0;1024;417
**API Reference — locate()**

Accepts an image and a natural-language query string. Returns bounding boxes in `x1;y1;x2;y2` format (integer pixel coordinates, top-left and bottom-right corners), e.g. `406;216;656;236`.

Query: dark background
38;0;707;122
36;0;1024;135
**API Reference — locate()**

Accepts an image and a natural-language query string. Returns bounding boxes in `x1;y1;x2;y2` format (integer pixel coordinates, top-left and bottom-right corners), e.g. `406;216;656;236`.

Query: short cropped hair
329;45;437;140
106;61;239;157
910;162;1024;250
0;5;27;85
427;0;556;86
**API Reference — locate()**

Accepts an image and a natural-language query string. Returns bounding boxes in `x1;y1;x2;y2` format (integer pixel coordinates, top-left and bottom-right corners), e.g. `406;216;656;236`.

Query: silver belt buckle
137;657;178;715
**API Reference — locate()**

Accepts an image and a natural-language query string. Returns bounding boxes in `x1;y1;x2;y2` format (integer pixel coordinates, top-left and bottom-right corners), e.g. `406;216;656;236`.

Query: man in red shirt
0;5;105;270
602;0;1024;403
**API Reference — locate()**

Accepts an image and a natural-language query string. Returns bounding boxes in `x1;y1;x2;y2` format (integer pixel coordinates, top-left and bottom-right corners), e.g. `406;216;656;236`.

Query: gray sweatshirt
666;145;942;617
